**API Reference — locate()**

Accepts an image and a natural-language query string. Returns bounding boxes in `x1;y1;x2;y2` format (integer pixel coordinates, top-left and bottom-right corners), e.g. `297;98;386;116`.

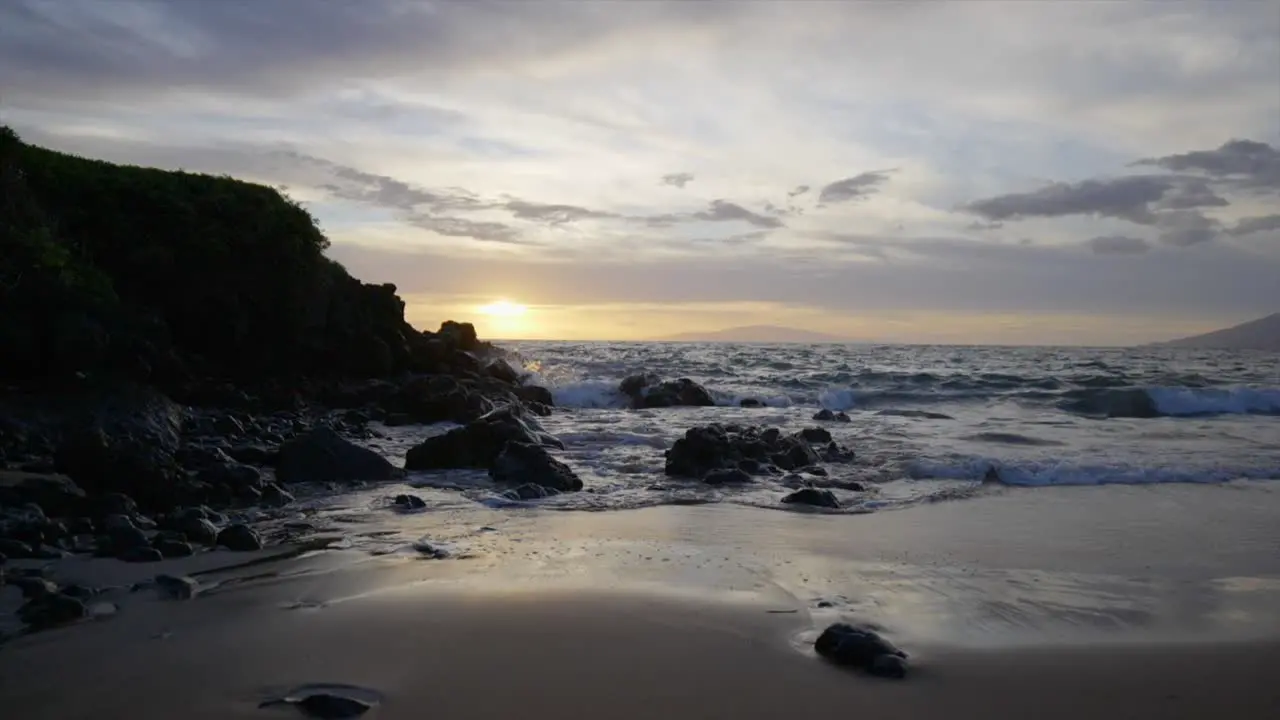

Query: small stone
120;547;164;563
154;537;194;558
155;574;199;600
782;488;840;509
392;493;427;510
18;593;87;629
216;523;263;551
869;654;909;679
12;576;58;599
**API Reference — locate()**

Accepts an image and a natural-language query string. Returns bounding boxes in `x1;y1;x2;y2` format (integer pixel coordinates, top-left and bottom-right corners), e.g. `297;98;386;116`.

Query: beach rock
485;358;522;384
782;488;840;509
276;427;402;484
814;623;908;674
798;427;833;444
53;384;186;510
197;461;263;492
183;517;220;545
501;483;559;501
260;693;373;719
771;435;822;471
405;406;562;471
813;409;851;422
226;444;277;466
0;538;33;558
120;546;163;563
870;654;909;679
514;385;555;407
12;576;58;599
261;483;295;507
154;574;199;600
216;523;262;551
153;536;194;558
703;468;753;485
18;592;87;629
621;374;716;409
666;423;842;478
108;524;151;554
799;465;828;477
393;494;427;510
489;441;583;492
0;471;85;516
438;320;481;353
739;398;763;408
820;441;856;463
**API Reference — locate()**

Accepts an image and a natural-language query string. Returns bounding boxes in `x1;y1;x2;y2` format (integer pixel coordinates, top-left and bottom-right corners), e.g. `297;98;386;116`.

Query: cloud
660;172;694;188
1154;210;1221;247
1137;139;1280;190
962;175;1176;224
503;200;618;225
817;170;893;205
1154;178;1228;210
404;214;525;245
643;200;784;229
1088;235;1149;255
1228;214;1280;236
788;185;810;198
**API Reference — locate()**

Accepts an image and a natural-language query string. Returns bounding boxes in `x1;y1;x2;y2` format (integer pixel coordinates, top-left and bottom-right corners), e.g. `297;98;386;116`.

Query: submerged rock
813;409;852;422
665;423;849;479
404;406;562;471
782;488;840;509
259;693;372;719
702;468;753;485
814;622;908;677
276;427;402;484
489;441;583;492
500;483;559;501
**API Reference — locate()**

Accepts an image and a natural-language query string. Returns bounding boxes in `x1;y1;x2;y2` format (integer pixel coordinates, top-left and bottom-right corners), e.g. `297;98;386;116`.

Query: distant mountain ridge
1153;313;1280;351
656;325;849;343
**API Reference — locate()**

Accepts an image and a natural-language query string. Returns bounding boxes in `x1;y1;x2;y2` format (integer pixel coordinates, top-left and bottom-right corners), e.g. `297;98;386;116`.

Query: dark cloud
788;185;810;198
1155;210;1221;247
1136;139;1280;190
965;220;1004;232
1154;178;1229;210
660;172;694;188
816;171;893;205
274;150;481;214
962;175;1176;224
404;214;525;245
1088;235;1150;256
503;200;618;225
1228;214;1280;236
642;200;784;229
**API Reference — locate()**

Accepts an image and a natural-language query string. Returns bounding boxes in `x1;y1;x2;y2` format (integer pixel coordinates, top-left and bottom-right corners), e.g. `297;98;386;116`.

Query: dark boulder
18;592;87;629
12;576;58;599
620;374;716;409
814;622;908;675
393;494;427;510
782;488;840;509
405;406;563;471
53;385;186;510
0;471;85;516
385;375;494;425
180;517;219;546
197;461;263;492
770;435;822;471
485;358;523;385
798;427;833;444
490;441;583;492
261;483;294;507
226;444;278;466
153;535;194;558
739;398;763;408
276;427;402;484
813;409;851;422
216;523;262;551
870;654;908;679
703;468;753;485
665;424;853;479
120;546;164;563
514;385;555;407
438;320;481;353
0;538;34;558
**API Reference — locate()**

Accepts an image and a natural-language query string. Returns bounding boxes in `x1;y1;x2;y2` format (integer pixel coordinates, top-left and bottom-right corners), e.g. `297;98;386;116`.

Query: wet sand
1;582;1277;719
3;486;1280;718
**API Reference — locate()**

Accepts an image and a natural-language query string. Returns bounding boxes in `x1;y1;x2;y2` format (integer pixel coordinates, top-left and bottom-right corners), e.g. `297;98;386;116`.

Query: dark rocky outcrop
501;483;560;501
620;374;716;409
0;471;84;516
665;424;848;480
813;409;852;423
782;487;840;508
393;494;427;510
489;441;583;492
216;523;262;551
276;427;402;484
404;406;562;471
18;592;88;629
814;623;908;678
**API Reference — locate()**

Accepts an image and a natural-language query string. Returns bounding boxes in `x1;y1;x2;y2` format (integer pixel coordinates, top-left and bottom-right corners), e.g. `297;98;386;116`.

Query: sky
3;0;1279;345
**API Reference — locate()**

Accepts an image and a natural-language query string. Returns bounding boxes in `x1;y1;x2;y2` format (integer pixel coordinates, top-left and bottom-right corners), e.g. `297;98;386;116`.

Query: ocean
368;342;1280;514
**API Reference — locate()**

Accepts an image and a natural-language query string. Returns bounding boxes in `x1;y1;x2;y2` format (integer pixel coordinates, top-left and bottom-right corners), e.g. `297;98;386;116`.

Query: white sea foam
1146;386;1280;416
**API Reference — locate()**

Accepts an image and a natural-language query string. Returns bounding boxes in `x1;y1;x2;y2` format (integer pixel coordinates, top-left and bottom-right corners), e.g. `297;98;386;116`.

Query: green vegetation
0;126;420;387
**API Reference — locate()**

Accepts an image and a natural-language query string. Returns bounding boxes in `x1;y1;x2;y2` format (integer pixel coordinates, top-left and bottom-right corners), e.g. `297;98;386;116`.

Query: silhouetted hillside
1153;314;1280;351
0;126;475;391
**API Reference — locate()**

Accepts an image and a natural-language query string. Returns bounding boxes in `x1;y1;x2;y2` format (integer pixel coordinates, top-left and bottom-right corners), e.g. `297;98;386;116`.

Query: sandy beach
4;485;1280;719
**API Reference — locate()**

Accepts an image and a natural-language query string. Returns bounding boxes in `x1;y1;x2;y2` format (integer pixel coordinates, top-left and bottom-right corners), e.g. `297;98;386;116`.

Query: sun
477;300;528;318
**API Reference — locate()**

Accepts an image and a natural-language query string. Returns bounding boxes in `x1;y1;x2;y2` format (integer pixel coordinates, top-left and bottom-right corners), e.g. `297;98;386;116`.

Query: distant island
656;325;850;343
1152;313;1280;351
